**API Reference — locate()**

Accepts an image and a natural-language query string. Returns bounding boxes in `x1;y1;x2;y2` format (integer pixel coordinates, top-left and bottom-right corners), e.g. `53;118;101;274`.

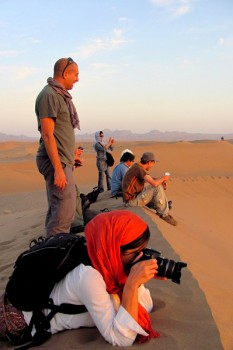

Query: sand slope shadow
0;191;223;349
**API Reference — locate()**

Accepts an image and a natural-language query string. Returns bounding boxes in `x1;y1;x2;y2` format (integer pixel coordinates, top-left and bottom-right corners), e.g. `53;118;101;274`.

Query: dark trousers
36;157;76;236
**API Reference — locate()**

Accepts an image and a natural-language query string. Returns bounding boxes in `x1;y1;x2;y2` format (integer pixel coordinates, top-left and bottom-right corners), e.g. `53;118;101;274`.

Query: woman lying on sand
0;210;164;347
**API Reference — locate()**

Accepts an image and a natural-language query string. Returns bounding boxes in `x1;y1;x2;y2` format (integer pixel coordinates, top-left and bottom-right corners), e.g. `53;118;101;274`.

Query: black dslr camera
133;248;187;284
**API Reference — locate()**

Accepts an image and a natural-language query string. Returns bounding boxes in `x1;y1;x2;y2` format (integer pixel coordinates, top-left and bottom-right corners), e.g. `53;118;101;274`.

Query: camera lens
131;248;187;284
164;259;176;278
157;257;173;278
156;257;187;284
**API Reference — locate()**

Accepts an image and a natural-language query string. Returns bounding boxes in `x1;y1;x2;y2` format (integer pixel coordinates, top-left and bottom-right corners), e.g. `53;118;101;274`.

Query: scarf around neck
47;77;80;130
85;210;160;343
93;131;105;149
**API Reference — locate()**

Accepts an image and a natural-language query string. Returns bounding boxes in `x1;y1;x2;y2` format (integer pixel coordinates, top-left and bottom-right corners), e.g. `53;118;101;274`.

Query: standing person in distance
35;57;80;237
70;146;85;234
94;130;114;193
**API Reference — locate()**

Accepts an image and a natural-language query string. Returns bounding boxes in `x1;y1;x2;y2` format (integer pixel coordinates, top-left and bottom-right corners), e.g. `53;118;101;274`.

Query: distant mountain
0;130;232;142
74;129;233;142
0;132;38;142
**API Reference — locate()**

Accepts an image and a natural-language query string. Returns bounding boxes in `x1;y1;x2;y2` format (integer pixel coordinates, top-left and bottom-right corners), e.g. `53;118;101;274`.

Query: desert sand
0;139;233;350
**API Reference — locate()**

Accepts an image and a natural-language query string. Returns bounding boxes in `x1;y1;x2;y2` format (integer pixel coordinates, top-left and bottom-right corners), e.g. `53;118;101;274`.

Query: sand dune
0;140;233;349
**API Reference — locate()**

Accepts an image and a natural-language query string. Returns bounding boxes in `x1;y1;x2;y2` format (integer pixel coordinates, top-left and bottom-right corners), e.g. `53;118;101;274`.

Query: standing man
94;131;114;193
122;152;177;226
35;57;80;236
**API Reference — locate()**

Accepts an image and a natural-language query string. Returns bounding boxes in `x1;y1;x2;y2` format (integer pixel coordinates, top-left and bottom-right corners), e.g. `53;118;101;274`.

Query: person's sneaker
80;193;91;210
160;214;177;226
86;187;100;203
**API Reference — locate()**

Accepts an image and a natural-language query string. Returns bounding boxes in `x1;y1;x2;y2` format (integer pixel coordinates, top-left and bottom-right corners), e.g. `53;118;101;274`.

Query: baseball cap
141;152;158;163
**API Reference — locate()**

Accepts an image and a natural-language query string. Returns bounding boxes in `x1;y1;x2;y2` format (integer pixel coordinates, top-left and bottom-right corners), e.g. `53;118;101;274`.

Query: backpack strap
15;299;88;350
45;298;88;321
15;329;51;350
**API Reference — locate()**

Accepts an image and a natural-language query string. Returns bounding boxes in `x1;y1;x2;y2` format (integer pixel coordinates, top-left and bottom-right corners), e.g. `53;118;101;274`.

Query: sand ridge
0;140;233;349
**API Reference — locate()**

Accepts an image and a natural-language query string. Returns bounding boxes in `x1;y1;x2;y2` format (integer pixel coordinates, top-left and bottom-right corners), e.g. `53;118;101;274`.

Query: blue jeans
36;157;76;236
96;159;111;192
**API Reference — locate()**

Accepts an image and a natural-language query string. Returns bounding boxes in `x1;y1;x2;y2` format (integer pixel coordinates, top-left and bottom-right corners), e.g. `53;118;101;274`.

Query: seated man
122;152;177;226
111;149;135;197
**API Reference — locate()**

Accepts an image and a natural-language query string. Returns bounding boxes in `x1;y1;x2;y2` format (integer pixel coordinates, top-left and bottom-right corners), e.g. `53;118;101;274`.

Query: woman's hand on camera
153;274;167;281
126;255;158;288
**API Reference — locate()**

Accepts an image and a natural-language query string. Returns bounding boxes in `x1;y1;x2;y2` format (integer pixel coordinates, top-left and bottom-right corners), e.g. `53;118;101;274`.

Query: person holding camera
1;210;160;346
70;146;85;233
74;146;84;167
122;152;177;226
94;130;114;192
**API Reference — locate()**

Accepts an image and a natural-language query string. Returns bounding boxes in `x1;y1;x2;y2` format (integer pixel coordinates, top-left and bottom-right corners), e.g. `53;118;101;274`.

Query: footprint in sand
0;238;16;247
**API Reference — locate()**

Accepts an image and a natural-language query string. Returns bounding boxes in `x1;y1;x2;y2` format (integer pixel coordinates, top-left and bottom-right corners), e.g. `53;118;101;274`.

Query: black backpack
5;233;92;349
106;151;114;167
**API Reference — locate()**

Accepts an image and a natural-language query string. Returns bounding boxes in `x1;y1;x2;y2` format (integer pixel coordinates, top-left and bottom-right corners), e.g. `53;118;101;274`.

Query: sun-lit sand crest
0;140;232;349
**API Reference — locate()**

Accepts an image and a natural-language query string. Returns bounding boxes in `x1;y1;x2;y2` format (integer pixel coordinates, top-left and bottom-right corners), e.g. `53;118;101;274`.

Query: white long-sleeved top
23;264;153;346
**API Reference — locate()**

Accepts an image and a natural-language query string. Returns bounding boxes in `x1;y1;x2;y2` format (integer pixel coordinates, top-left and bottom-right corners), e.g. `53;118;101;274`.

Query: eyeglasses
62;57;74;76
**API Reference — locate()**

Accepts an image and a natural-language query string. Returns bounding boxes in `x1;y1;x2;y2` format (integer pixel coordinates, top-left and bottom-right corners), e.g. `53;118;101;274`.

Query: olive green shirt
35;85;75;167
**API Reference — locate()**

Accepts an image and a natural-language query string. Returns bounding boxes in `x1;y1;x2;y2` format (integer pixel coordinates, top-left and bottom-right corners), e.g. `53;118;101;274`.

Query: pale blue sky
0;0;233;137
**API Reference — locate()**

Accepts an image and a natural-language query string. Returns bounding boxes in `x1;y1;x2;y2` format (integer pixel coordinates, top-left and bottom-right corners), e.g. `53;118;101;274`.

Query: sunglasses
62;57;74;76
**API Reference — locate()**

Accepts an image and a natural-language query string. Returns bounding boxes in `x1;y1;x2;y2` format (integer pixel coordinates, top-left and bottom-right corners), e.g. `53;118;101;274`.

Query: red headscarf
85;210;160;342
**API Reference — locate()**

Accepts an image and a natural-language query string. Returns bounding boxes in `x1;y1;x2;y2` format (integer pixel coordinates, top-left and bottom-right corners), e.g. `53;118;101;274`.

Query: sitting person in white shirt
111;149;135;197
